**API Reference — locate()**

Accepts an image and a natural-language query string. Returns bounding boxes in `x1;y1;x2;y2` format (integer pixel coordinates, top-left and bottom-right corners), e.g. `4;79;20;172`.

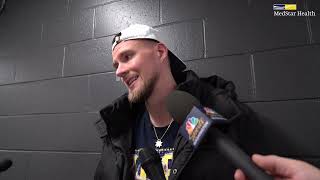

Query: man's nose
115;63;128;78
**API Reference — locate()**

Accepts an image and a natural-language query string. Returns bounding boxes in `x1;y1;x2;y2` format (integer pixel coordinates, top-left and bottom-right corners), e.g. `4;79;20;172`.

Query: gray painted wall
0;0;319;179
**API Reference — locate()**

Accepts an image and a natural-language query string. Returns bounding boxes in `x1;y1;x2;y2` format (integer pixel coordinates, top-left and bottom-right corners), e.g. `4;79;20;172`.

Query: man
94;24;251;180
235;154;320;180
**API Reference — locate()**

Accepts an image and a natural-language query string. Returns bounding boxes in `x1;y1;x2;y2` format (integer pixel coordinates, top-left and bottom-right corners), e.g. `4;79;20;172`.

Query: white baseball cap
112;24;186;72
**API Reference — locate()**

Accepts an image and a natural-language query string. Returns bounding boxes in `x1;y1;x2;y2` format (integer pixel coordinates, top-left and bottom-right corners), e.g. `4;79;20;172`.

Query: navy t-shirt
133;111;179;180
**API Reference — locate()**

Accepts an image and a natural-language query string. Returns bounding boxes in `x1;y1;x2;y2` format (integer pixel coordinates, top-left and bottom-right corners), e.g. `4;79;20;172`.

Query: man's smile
124;75;139;89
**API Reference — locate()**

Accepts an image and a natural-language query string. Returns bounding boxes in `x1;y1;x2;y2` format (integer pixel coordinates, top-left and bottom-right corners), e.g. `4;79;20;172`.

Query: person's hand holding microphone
234;154;320;180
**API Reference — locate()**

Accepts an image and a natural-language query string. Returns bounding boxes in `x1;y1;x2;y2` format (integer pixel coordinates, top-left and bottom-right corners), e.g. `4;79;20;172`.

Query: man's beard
128;74;158;103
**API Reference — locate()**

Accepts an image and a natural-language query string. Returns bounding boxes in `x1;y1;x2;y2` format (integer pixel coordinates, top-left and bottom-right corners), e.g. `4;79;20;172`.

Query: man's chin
128;86;152;103
128;90;143;103
127;76;157;103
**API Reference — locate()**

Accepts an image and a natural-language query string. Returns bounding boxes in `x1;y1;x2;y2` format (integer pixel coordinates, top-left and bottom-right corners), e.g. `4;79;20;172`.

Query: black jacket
94;70;256;180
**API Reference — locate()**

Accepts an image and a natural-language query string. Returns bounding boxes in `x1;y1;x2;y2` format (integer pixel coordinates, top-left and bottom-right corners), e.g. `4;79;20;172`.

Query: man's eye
124;53;134;61
125;55;131;60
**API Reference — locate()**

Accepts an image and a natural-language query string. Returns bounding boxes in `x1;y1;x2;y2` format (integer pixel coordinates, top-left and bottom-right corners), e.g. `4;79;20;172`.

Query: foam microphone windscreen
165;90;200;124
0;159;12;172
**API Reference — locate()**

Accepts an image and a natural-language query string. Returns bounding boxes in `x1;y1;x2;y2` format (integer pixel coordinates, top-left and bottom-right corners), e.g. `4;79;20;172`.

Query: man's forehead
112;40;139;62
113;39;156;55
112;40;137;57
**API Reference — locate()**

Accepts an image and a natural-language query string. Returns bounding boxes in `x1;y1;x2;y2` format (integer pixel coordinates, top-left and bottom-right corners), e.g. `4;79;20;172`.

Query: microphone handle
139;148;166;180
143;163;166;180
211;128;273;180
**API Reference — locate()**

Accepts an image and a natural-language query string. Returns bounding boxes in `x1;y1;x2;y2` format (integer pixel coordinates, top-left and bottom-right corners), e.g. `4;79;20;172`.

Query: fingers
234;169;246;180
252;154;294;177
235;154;303;180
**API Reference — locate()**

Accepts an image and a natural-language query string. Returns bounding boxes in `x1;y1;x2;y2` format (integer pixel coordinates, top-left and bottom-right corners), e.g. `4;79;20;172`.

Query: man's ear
156;43;169;63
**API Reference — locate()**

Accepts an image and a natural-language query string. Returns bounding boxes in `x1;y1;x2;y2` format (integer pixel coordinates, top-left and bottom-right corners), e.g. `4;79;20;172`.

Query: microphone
0;159;12;172
138;148;166;180
166;90;272;180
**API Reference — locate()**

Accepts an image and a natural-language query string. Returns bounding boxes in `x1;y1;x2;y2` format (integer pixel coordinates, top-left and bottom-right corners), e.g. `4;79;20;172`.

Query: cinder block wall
0;0;319;179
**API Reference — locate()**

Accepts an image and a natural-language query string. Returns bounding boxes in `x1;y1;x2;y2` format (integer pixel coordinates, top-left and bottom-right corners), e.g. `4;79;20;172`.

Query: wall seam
92;8;96;38
304;0;313;44
0;71;116;87
40;23;44;41
62;47;66;77
159;0;162;24
13;63;17;82
0;149;100;154
87;75;91;111
24;154;31;180
0;111;99;118
202;19;207;58
249;54;256;99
